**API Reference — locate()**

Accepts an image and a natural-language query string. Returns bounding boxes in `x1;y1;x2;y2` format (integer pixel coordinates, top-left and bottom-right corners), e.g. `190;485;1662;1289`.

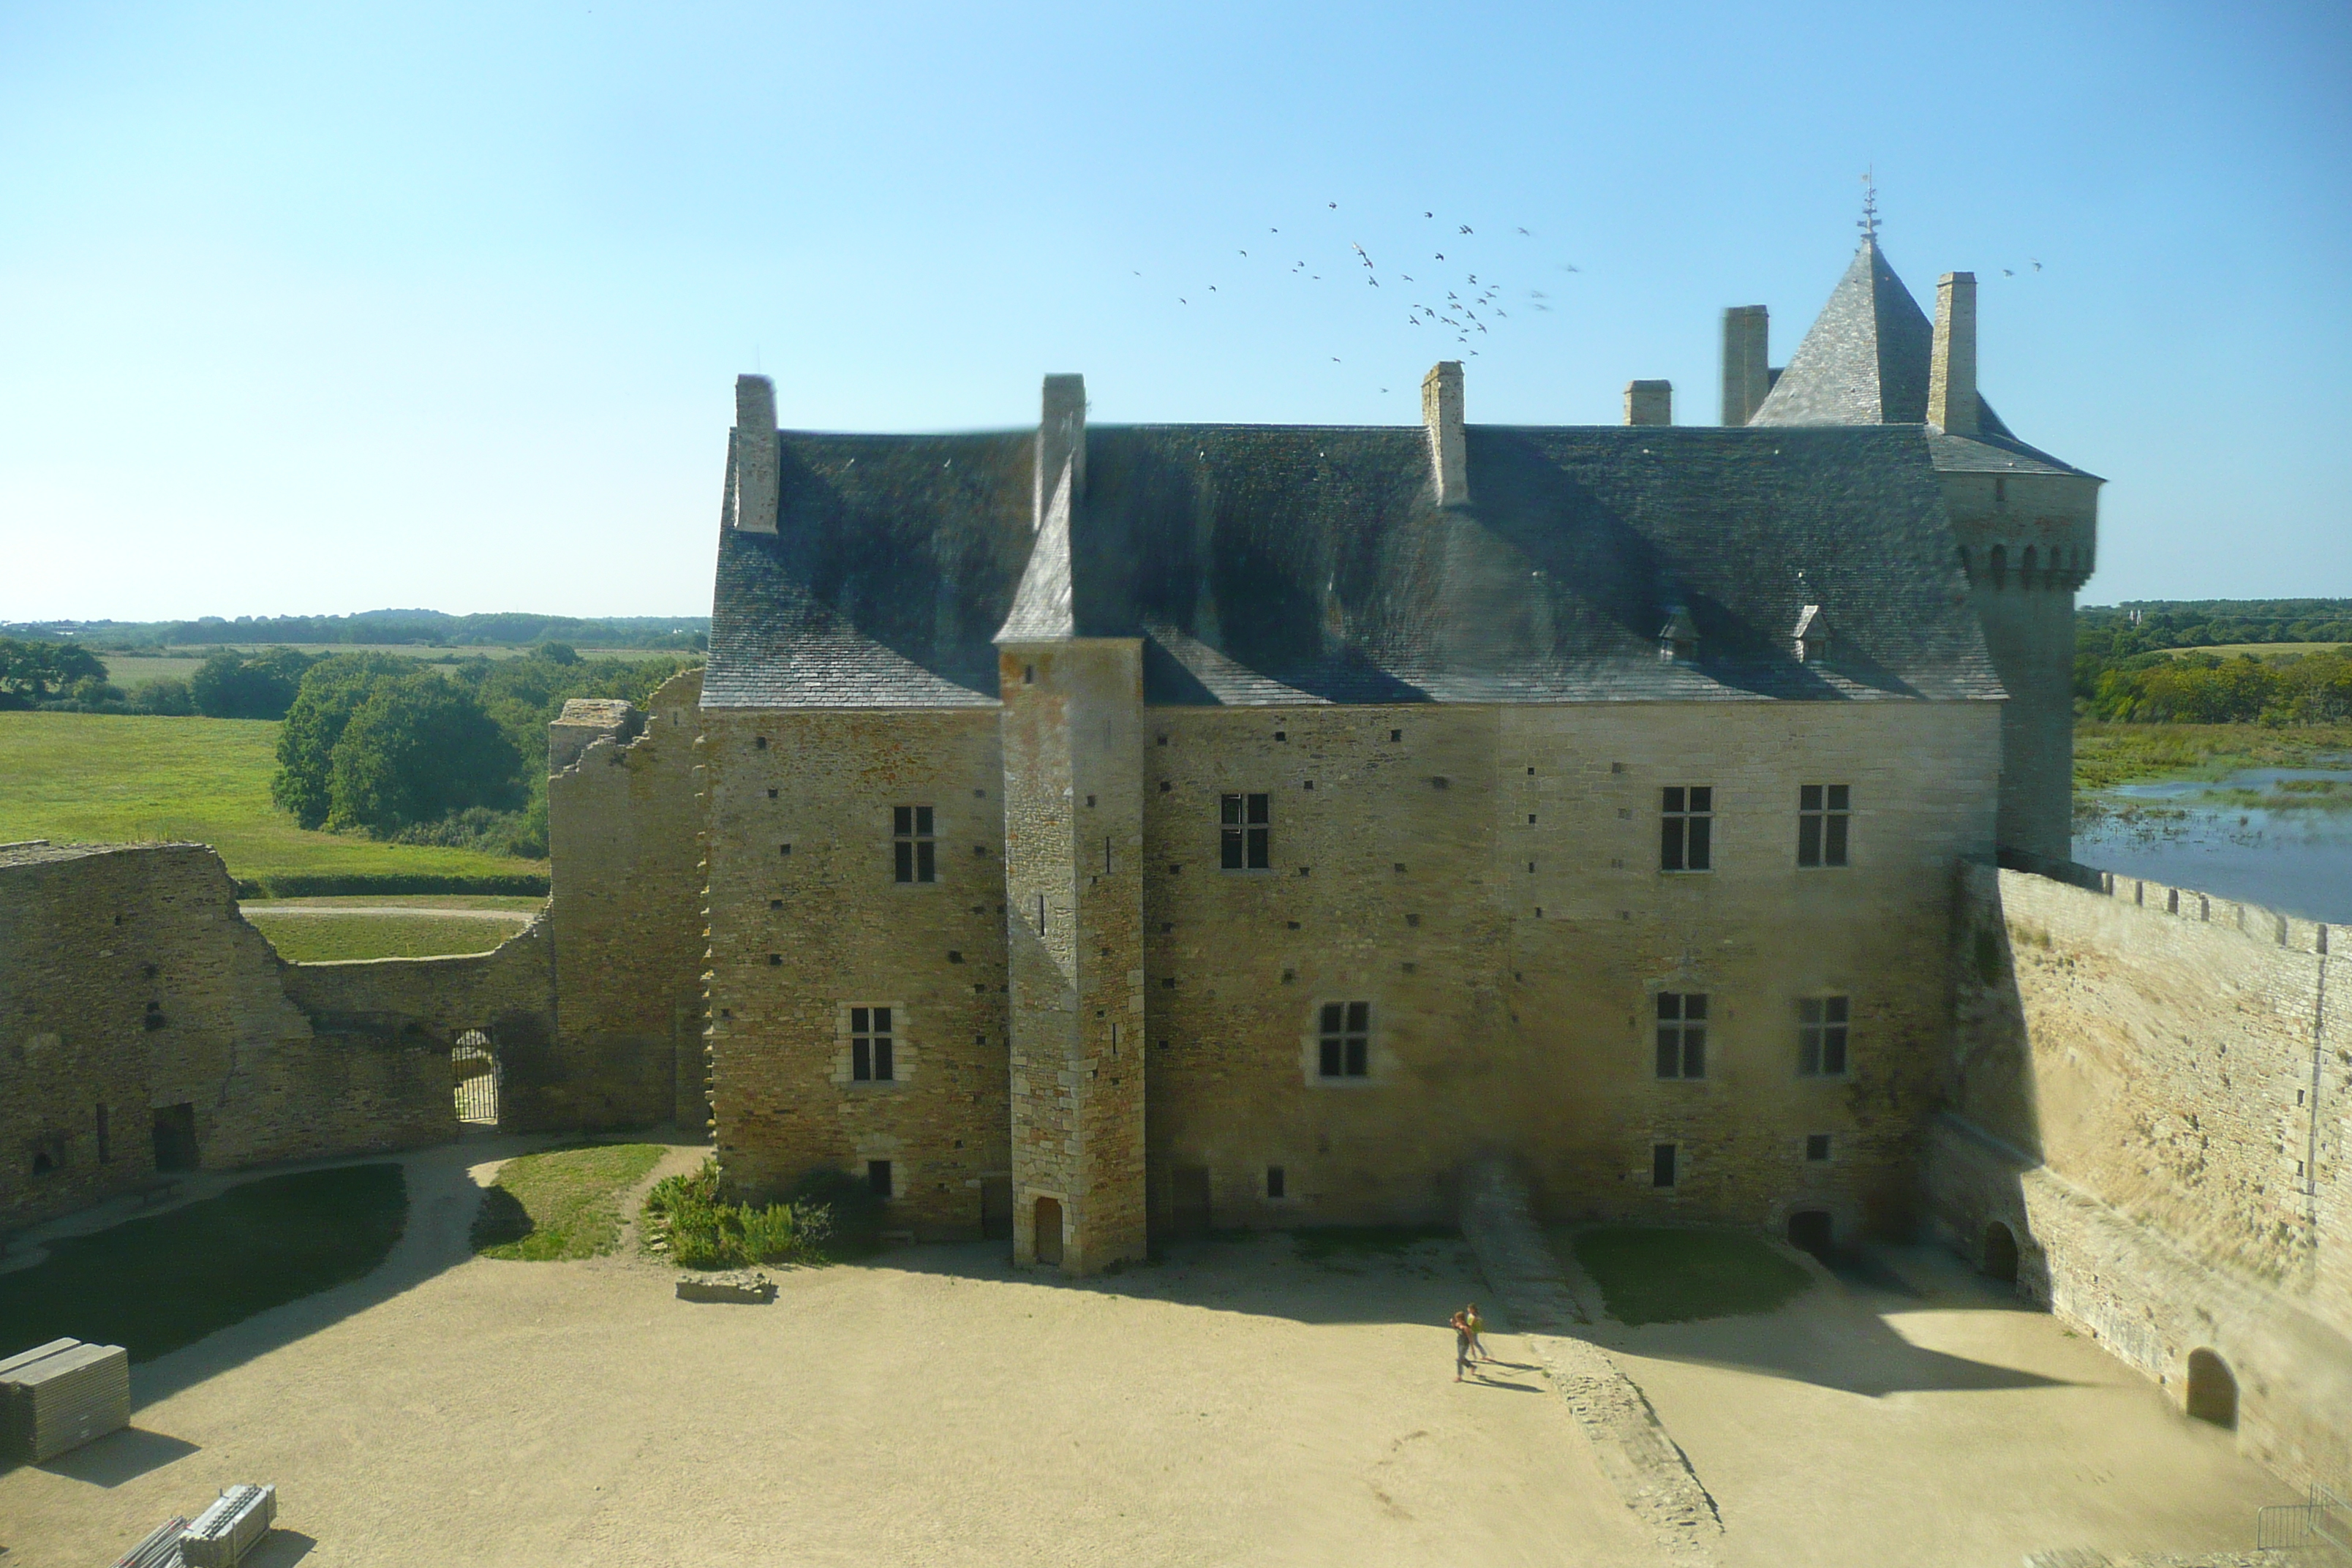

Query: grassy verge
2073;720;2352;793
0;712;538;883
1289;1225;1455;1262
472;1144;664;1261
245;913;532;962
1562;1225;1812;1327
0;1165;407;1361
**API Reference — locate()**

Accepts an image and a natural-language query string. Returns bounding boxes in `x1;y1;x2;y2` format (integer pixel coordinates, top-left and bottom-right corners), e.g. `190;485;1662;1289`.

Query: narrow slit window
893;806;936;883
868;1158;894;1199
1655;992;1708;1079
1798;996;1849;1076
851;1006;895;1082
1266;1165;1286;1199
1652;1143;1678;1188
1798;785;1851;867
1660;786;1713;872
1317;1000;1371;1078
1221;792;1270;870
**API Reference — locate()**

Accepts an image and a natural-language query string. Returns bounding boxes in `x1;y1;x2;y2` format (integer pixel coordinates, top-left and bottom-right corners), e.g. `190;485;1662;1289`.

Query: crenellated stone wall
1932;863;2348;1492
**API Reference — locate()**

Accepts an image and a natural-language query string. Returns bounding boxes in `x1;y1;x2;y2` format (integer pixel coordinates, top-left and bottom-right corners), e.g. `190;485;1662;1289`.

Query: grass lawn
1561;1226;1813;1327
240;894;548;912
244;912;532;961
2073;720;2352;792
0;712;533;883
0;1165;407;1362
472;1144;665;1262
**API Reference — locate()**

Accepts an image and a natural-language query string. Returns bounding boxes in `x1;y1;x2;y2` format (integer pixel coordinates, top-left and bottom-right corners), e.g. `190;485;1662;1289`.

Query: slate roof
702;421;2002;710
1748;238;2097;481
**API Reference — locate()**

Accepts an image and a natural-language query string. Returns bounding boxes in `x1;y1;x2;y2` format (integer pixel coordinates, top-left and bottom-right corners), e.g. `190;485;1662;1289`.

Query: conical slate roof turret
1749;238;1935;426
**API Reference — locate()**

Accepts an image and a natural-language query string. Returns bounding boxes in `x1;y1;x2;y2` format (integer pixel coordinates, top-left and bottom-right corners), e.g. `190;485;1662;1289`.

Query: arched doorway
453;1030;500;1127
1983;1221;2019;1284
1034;1197;1064;1266
2185;1349;2237;1428
1787;1210;1834;1256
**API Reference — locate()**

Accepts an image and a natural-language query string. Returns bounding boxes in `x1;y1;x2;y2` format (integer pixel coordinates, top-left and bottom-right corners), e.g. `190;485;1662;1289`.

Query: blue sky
2;0;2346;619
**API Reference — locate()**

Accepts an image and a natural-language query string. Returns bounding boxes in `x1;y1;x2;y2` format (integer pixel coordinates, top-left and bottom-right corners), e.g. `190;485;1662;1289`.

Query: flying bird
2032;259;2043;271
2003;268;2015;276
1328;201;1338;208
1458;225;1472;234
1517;227;1531;235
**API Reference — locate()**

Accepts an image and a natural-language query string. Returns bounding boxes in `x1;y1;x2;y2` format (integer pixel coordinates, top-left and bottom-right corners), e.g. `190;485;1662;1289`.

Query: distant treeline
2076;599;2352;725
10;609;709;652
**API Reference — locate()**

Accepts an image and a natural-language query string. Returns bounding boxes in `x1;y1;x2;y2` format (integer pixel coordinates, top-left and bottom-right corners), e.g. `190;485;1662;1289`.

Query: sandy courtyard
0;1136;2294;1567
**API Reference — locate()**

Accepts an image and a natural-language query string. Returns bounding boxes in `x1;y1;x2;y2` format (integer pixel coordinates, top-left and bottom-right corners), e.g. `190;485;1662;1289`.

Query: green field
244;912;533;961
97;644;687;692
2168;642;2351;660
0;712;536;883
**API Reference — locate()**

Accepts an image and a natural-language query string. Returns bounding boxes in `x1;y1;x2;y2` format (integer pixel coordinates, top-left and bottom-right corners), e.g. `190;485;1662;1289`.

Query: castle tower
995;374;1149;1273
1744;235;2100;859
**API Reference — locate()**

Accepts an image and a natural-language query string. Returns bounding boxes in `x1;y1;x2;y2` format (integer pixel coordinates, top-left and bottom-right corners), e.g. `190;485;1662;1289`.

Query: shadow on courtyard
848;1231;2072;1401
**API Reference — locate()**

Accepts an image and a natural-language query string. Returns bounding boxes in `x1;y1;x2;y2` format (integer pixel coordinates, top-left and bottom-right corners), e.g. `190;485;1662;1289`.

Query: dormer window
1657;606;1698;663
1793;604;1833;663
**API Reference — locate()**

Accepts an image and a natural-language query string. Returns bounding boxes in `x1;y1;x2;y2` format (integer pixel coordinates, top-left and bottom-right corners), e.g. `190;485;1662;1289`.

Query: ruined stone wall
276;918;559;1128
701;707;1012;1237
1142;698;2002;1243
546;668;708;1132
1;843;452;1234
1933;864;2348;1491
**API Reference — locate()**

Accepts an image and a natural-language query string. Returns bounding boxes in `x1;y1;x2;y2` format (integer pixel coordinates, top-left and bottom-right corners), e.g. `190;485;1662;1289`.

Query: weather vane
1858;167;1880;244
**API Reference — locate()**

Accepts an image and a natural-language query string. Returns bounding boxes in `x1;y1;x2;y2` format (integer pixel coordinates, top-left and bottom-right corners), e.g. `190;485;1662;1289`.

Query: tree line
8;610;707;651
2075;598;2352;725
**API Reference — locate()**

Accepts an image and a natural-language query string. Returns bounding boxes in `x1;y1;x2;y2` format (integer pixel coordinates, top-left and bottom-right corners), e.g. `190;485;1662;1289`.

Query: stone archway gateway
2185;1349;2237;1428
1033;1197;1064;1266
1983;1220;2020;1284
453;1030;500;1127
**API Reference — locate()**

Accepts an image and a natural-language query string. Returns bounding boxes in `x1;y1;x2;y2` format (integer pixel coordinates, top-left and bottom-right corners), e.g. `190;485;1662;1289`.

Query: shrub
135;676;197;715
191;647;314;719
646;1158;834;1267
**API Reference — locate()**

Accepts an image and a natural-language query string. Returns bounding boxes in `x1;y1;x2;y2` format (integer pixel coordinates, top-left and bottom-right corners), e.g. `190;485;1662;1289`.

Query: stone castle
4;233;2342;1491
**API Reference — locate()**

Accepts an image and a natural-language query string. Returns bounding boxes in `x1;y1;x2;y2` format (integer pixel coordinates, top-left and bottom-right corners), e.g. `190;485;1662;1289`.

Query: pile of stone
676;1269;777;1304
0;1336;130;1462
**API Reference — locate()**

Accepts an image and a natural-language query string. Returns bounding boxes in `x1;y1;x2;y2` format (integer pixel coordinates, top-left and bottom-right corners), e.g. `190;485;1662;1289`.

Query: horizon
4;1;2347;621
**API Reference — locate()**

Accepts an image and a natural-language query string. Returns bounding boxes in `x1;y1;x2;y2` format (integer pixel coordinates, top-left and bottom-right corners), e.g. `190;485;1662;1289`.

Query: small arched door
2185;1349;2237;1428
453;1030;500;1126
1983;1221;2019;1284
1034;1197;1064;1266
1787;1210;1833;1256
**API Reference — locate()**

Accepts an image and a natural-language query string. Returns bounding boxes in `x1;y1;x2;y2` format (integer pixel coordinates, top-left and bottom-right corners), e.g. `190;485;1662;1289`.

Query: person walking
1450;1305;1477;1382
1466;1302;1491;1362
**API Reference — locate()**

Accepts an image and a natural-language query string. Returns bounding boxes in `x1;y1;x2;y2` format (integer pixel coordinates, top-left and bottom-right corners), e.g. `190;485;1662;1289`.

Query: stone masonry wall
1931;864;2348;1491
1000;641;1147;1272
547;668;709;1131
1142;697;2003;1243
701;707;1012;1237
276;917;560;1128
1;842;452;1235
1944;468;2098;861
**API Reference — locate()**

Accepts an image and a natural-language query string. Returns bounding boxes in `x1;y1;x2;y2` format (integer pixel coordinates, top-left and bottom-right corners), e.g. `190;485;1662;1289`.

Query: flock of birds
1130;201;1578;391
1129;192;2048;397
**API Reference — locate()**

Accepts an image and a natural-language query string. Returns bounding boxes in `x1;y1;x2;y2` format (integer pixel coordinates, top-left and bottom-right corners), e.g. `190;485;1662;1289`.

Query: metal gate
2258;1482;2351;1561
453;1031;499;1126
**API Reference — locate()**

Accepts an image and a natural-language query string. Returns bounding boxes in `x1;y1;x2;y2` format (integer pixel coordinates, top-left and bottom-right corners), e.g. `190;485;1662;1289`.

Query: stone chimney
731;374;778;534
1036;373;1087;530
1624;380;1673;427
1422;361;1469;508
1929;272;1978;435
1720;306;1770;425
